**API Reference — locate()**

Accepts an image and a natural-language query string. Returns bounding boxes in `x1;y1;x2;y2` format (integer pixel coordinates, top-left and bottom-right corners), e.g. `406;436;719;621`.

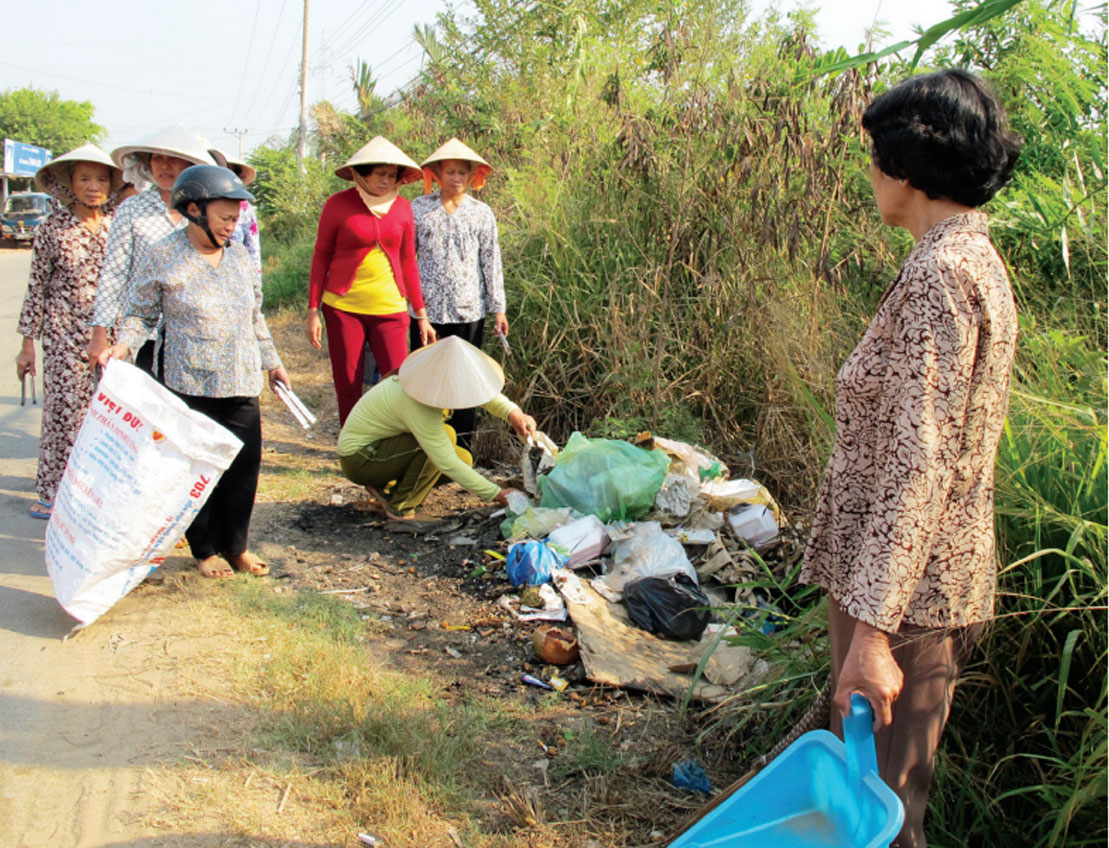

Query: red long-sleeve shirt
307;188;425;312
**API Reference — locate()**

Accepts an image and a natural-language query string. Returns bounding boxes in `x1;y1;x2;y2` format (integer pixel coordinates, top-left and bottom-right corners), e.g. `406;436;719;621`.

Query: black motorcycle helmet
171;164;254;249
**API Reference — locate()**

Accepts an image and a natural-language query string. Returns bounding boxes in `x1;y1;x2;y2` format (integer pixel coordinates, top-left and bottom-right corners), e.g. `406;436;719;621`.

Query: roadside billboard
3;139;51;176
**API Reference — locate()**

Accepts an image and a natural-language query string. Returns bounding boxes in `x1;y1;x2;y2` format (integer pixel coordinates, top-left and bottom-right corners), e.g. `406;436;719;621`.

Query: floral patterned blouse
91;184;187;335
800;212;1018;632
117;230;282;398
18;206;114;345
411;193;505;323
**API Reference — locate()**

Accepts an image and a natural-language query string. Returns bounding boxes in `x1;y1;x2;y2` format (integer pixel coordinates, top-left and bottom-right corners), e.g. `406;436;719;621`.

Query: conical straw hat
421;137;493;193
34;143;125;196
335;136;422;184
208;147;257;185
399;335;505;409
110;123;217;172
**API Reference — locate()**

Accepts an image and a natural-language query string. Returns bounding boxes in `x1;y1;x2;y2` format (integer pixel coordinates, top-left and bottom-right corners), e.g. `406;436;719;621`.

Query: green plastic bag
538;432;670;522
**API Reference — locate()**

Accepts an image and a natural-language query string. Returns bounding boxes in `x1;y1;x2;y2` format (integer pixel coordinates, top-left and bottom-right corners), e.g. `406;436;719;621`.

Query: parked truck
1;191;55;246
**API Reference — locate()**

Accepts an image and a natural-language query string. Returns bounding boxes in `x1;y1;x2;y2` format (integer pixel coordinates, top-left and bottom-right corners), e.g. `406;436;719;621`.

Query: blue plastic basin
668;695;904;848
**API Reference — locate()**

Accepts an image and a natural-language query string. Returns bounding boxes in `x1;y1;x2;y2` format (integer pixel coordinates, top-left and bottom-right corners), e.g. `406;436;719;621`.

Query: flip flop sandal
29;499;53;520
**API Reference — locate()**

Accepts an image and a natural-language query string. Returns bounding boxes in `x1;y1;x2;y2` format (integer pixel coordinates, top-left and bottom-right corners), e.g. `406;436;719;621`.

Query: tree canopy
0;87;105;156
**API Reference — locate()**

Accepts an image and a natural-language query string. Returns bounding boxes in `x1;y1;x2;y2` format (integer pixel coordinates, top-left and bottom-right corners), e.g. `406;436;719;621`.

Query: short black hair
352;162;400;178
862;68;1022;208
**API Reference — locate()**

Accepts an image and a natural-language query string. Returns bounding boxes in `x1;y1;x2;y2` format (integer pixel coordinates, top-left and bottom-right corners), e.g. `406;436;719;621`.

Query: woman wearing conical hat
14;144;128;518
86;123;215;376
306;136;436;425
410;138;507;452
337;336;536;520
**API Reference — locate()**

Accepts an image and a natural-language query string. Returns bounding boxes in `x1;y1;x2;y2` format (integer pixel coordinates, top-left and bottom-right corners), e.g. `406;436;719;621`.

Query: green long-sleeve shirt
337;375;519;500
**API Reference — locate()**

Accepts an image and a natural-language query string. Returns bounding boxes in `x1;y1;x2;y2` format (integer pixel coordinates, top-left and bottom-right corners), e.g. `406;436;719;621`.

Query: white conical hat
335;136;422;184
398;335;505;409
34;143;124;195
110;123;216;171
421;137;493;193
208;147;257;185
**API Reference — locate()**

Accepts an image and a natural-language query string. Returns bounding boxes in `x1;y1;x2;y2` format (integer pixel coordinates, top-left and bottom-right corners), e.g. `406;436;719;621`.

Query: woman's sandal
28;499;53;520
226;551;270;577
197;555;233;579
362;485;414;521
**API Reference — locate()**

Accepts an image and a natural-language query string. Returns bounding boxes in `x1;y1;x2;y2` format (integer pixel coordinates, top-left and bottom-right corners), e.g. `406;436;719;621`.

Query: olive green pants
339;425;472;513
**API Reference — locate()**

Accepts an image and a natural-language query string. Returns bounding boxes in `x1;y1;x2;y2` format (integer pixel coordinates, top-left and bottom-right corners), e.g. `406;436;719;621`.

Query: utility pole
224;128;249;159
296;0;310;174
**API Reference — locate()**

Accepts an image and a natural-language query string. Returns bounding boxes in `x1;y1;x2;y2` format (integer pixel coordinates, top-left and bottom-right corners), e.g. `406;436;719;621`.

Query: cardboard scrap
563;581;753;702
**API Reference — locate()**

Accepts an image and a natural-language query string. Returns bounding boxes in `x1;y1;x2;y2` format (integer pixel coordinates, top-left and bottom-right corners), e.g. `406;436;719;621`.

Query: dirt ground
3;302;784;847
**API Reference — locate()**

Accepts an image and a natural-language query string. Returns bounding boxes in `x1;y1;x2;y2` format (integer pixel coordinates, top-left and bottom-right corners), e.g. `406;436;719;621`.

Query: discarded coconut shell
532;625;580;665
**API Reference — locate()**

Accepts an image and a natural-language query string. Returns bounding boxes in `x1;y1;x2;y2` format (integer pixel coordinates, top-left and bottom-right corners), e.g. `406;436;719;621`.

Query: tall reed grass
253;1;1107;841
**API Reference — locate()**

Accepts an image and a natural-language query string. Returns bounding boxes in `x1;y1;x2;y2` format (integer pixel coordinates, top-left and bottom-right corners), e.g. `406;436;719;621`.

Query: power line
248;19;303;130
241;0;292;127
230;0;265;123
326;0;406;61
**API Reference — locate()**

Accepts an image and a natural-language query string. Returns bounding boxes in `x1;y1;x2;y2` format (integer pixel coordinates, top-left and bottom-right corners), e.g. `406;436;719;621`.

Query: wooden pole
296;0;310;174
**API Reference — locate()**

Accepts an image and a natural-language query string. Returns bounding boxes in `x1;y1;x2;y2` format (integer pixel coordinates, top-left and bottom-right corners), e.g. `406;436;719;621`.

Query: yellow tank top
322;246;407;315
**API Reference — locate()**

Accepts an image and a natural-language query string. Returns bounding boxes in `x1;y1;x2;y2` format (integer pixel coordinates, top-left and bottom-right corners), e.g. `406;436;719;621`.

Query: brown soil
3;307;764;848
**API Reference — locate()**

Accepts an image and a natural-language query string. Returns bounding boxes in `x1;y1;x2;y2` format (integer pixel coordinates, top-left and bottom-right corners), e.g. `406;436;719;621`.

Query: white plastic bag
547;515;609;566
45;360;243;626
603;521;698;594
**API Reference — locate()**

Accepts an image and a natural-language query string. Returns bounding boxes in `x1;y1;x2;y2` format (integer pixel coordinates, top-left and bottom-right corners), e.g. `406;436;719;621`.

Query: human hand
494;312;509;339
494;487;523;507
418;318;437;347
306;309;322;349
833;620;904;731
86;326;110;372
15;339;35;380
268;366;291;393
507;410;537;439
97;344;130;367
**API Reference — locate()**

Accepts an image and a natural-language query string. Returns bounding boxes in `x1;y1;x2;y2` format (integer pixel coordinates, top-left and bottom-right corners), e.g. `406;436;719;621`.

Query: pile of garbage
494;431;790;701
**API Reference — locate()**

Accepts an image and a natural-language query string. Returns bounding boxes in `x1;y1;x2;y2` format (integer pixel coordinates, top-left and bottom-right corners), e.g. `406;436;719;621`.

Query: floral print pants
36;339;95;503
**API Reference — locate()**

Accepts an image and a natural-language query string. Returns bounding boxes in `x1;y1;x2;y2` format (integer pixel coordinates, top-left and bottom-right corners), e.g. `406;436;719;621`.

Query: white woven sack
45;359;243;627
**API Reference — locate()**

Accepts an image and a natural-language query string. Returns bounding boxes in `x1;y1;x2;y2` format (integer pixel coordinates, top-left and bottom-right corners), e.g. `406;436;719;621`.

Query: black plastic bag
623;573;712;641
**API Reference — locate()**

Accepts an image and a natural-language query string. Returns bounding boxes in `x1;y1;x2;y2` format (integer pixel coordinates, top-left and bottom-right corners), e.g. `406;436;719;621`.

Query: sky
1;0;964;159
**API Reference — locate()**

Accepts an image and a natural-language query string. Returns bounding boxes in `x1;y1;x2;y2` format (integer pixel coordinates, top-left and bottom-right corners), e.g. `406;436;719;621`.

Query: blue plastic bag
505;540;567;587
538;432;670;522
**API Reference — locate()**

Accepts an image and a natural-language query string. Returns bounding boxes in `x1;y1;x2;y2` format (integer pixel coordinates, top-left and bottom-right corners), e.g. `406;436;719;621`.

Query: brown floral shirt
801;212;1018;632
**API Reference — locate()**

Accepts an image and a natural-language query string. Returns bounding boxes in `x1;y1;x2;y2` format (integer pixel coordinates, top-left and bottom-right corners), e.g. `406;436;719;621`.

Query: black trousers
133;333;166;381
177;394;262;559
409;317;485;451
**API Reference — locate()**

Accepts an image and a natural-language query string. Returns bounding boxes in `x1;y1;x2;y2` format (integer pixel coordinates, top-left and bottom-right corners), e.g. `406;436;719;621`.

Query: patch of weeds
229;579;364;645
258;463;328;500
220;581;517;816
550;725;627;779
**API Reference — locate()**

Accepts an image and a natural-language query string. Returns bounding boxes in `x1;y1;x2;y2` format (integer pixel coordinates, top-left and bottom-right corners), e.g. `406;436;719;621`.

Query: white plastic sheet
45;360;243;626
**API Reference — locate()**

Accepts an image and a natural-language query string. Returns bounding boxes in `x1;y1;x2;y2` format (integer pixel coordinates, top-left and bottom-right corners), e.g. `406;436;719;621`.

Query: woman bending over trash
99;165;290;580
337;335;535;520
799;69;1021;847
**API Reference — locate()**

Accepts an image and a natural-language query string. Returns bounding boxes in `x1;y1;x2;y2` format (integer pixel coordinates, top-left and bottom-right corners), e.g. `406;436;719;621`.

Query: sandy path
0;249;236;847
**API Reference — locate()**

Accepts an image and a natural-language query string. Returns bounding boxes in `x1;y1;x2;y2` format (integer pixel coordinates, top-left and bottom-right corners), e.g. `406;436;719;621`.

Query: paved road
0;247;71;631
0;249;188;847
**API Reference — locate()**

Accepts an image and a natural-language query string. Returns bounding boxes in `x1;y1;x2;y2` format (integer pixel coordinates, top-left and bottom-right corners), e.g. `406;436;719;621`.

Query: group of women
17;122;278;577
15;68;1021;846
